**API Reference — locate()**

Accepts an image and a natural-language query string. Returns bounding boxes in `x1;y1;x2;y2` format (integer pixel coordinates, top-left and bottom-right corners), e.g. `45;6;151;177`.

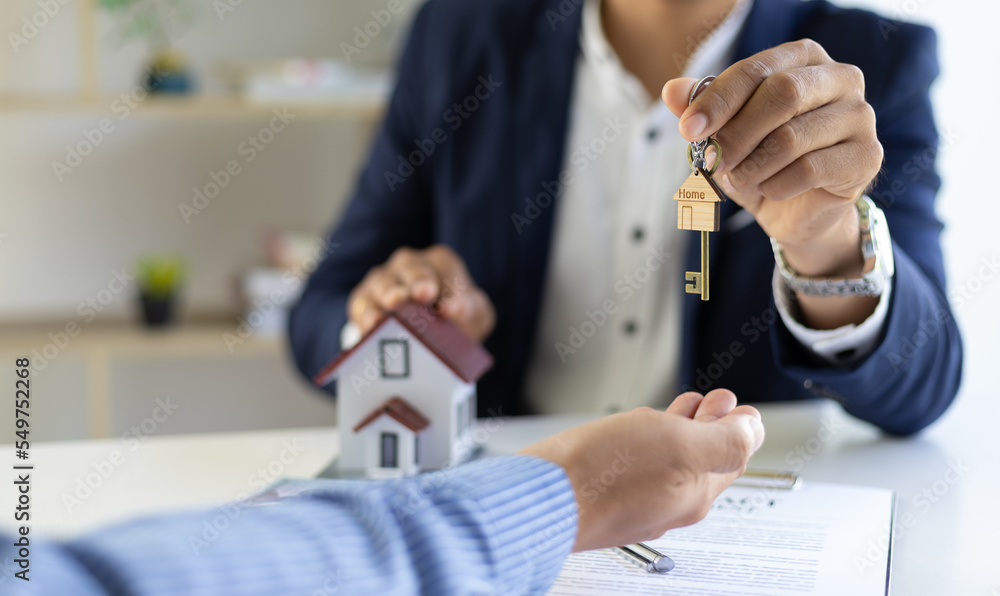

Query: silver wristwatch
770;196;893;297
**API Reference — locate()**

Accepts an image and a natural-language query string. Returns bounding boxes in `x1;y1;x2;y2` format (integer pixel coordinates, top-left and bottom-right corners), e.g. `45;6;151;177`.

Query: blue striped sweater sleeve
2;456;577;596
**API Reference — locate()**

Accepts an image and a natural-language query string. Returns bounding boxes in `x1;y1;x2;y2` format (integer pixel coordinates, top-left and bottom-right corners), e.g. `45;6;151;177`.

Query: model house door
681;205;693;230
380;432;398;468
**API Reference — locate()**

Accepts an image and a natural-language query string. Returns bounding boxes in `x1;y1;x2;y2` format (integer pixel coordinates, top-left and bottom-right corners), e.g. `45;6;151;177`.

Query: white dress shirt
524;0;890;414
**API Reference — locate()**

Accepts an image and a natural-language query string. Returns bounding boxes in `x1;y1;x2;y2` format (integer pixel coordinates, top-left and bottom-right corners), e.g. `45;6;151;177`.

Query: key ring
686;75;719;175
687;139;722;176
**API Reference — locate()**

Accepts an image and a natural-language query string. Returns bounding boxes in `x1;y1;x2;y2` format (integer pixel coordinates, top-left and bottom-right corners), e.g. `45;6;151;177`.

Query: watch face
867;199;895;278
875;220;895;276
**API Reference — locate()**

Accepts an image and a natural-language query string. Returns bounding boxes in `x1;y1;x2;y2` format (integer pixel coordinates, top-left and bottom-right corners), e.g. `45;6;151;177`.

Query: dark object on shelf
139;292;177;328
145;51;194;94
145;69;193;94
136;254;186;328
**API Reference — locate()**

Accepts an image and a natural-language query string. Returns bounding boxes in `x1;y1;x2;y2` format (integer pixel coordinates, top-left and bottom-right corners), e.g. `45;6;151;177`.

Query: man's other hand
347;244;496;341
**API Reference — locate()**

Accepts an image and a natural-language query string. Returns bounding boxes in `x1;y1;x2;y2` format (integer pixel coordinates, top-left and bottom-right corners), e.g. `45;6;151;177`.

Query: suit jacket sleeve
770;24;963;436
289;2;439;384
6;457;576;596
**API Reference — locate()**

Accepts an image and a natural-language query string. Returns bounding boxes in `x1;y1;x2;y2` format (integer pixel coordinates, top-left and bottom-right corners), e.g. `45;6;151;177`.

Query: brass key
674;75;727;301
674;165;726;300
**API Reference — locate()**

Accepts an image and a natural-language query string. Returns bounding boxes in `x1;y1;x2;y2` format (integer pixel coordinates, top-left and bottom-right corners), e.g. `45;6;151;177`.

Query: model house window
414;435;419;465
379;339;409;378
380;432;398;468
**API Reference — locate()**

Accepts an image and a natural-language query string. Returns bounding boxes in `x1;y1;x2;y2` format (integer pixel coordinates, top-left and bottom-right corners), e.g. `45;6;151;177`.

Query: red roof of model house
313;301;494;388
353;396;431;433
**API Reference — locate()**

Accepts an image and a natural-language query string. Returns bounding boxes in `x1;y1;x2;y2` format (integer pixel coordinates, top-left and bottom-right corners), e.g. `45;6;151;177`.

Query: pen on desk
613;542;675;573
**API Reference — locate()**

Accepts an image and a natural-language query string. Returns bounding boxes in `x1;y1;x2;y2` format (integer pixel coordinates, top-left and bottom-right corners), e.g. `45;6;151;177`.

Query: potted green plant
136;255;186;328
98;0;200;93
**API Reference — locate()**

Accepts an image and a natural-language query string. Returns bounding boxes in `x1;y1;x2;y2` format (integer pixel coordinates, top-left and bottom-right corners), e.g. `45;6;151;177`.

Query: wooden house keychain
673;75;728;301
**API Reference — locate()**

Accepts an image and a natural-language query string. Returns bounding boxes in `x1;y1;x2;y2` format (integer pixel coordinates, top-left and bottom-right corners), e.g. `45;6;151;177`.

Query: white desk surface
2;399;997;594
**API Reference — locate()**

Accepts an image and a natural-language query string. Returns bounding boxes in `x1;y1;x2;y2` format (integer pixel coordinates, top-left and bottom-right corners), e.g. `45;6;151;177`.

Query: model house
314;301;493;478
674;169;725;232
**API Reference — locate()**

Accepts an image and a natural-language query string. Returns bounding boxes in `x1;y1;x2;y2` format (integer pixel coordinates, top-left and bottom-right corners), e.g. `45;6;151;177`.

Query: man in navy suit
290;0;962;435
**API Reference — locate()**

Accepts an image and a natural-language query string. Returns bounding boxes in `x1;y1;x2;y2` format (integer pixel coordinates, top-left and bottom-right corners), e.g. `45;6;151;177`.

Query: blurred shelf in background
0;93;385;121
0;321;336;443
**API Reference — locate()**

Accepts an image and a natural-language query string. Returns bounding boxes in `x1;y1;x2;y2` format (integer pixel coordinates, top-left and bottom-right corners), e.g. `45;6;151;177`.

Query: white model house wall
336;317;472;471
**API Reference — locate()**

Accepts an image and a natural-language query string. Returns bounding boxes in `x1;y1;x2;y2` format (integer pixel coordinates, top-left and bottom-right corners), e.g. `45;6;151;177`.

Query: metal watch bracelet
770;196;894;297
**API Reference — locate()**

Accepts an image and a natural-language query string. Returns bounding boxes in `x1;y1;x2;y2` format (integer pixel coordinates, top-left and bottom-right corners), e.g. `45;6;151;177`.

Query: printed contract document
549;481;893;595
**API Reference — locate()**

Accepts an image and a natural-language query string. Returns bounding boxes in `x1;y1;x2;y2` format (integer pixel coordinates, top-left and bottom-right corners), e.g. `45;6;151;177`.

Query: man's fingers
693;389;738;422
424;245;492;335
666;392;705;418
441;288;496;341
365;267;410;310
716;64;860;174
661;77;698;119
348;290;387;333
349;244;496;342
424;245;473;303
680;39;832;142
724;101;860;194
387;247;442;303
759;140;880;202
395;261;441;304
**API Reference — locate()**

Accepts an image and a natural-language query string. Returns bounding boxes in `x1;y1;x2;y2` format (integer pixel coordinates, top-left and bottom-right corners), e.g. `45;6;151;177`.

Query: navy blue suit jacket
290;0;962;435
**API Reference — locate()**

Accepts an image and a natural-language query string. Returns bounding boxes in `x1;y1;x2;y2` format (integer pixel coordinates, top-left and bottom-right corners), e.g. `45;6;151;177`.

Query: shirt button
646;128;659;141
623;320;638;335
632;227;644;242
